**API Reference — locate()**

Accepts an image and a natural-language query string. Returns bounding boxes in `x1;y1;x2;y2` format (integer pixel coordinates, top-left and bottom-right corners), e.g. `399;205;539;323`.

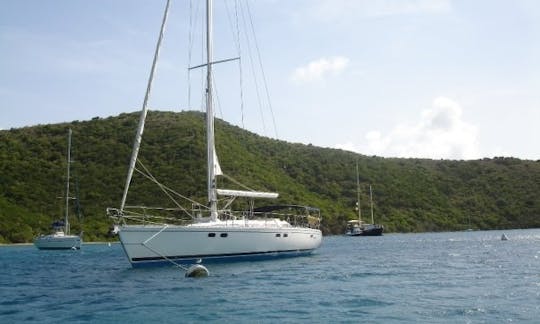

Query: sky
1;0;539;161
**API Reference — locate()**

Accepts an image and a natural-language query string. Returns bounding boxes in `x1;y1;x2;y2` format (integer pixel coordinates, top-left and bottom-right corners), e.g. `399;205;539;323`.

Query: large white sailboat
34;129;82;250
107;0;322;268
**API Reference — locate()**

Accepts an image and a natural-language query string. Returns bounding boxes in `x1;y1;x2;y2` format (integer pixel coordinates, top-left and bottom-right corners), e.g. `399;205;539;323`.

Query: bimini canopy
216;189;279;199
51;220;66;227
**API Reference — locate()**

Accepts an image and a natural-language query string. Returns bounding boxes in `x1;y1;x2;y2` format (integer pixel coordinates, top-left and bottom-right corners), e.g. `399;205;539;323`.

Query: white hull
34;232;82;250
345;229;362;236
119;223;322;267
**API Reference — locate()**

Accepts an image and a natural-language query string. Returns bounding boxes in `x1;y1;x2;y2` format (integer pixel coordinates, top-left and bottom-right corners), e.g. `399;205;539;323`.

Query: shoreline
0;241;120;247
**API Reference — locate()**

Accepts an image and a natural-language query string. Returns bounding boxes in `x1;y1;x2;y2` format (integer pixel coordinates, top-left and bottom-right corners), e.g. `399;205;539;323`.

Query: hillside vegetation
1;111;539;243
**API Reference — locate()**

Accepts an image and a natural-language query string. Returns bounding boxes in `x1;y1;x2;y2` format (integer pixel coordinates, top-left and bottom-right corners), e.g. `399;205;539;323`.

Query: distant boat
34;129;82;250
106;0;322;267
501;233;508;241
345;163;383;236
463;213;473;231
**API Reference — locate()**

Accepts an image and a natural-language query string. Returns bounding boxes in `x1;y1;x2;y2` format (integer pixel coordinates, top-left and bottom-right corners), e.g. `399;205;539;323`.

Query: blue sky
1;0;539;160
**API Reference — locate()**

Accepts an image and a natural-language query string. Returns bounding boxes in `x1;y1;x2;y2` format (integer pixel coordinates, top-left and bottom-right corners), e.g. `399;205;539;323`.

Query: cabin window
220;233;228;238
208;233;216;237
284;233;288;237
275;233;281;237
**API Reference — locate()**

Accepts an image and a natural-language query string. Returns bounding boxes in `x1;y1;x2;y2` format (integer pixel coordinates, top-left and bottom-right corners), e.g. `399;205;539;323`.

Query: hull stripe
131;248;314;262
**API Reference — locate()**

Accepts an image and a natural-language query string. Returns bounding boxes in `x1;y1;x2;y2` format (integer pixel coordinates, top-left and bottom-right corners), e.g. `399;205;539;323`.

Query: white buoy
501;233;508;241
185;264;209;278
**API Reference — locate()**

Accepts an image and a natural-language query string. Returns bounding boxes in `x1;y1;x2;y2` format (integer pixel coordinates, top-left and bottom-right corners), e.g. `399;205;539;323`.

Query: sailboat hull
345;223;384;236
34;233;82;250
118;225;322;267
357;226;384;236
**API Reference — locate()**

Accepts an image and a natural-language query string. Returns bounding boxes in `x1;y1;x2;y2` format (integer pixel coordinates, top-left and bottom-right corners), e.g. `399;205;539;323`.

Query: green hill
1;110;539;243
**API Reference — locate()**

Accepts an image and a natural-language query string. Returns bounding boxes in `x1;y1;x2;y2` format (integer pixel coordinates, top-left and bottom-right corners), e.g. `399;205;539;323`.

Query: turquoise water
1;229;539;323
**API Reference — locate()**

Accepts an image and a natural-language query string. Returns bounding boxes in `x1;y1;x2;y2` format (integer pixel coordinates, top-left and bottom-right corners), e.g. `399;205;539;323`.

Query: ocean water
1;229;539;323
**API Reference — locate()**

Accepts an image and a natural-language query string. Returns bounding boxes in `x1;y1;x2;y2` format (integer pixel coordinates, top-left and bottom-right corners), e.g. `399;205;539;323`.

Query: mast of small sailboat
369;185;374;224
206;0;219;221
65;128;72;235
356;161;362;224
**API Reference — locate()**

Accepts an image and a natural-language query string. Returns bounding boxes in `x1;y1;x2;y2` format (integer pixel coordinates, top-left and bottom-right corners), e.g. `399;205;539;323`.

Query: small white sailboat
34;129;82;250
107;0;322;268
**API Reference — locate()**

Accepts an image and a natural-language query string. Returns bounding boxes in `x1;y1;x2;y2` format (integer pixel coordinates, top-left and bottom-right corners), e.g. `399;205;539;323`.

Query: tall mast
206;0;218;221
369;185;374;224
119;0;171;212
356;160;361;224
65;129;72;235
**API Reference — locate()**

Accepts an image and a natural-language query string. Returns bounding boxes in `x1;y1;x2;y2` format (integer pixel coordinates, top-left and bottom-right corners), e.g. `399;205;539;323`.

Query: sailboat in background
345;163;383;236
107;0;322;268
362;185;384;236
34;129;82;250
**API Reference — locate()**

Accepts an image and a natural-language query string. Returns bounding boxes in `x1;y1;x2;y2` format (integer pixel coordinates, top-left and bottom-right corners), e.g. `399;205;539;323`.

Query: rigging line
223;0;238;48
121;207;197;224
134;160;197;218
143;224;169;245
188;0;202;59
135;163;208;211
239;1;267;136
200;1;206;114
245;0;278;139
212;74;224;119
221;173;256;192
135;159;203;211
133;164;189;215
223;0;245;130
140;225;198;271
188;0;205;112
234;0;246;130
189;57;240;70
190;55;242;132
141;240;189;271
187;0;194;110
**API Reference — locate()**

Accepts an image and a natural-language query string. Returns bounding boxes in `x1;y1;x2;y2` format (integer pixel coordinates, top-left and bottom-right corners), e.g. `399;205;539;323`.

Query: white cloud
335;141;356;152
291;56;349;84
341;97;481;160
309;0;452;22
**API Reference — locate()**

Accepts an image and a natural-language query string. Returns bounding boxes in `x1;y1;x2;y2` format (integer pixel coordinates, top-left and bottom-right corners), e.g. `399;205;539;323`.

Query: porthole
284;233;288;237
220;233;228;238
275;233;281;237
208;233;216;237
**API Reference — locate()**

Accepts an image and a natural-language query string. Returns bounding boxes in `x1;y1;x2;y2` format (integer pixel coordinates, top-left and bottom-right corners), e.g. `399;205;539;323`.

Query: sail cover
216;189;278;199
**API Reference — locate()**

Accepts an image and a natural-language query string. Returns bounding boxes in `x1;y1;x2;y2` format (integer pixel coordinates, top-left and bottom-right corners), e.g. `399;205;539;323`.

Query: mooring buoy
185;264;209;278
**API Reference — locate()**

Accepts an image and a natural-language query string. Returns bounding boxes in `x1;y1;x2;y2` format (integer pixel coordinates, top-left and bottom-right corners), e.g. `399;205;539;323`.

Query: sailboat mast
356;161;361;224
119;0;171;212
370;185;374;224
206;0;218;221
65;128;72;235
